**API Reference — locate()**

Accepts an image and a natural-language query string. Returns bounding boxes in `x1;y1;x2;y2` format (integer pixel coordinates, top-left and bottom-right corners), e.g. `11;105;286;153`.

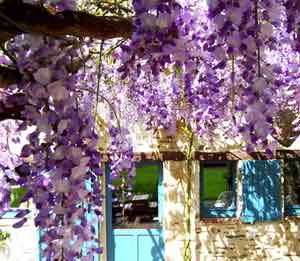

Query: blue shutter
241;160;281;223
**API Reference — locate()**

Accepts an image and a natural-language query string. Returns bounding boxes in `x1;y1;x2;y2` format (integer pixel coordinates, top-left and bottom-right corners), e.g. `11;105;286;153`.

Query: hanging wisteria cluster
108;126;135;201
0;0;300;260
0;32;105;258
0;120;22;214
116;0;300;154
204;0;280;154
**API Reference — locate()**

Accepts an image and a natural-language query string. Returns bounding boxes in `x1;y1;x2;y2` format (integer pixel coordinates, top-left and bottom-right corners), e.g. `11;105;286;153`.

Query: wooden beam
100;150;300;161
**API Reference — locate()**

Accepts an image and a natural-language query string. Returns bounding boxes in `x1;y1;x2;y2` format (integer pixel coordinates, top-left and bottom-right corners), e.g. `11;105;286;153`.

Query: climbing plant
0;230;10;252
0;0;300;260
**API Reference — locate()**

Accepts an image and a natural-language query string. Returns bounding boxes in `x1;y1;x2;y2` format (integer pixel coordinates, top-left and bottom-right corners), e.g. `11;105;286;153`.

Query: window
10;187;27;208
1;186;29;219
200;161;236;218
111;162;161;229
283;159;300;216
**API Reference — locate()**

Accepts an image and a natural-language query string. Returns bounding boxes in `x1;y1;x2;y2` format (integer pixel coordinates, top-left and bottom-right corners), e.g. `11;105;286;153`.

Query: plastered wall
0;218;38;261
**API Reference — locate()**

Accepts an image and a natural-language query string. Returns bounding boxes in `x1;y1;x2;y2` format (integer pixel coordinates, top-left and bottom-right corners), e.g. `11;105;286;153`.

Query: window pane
112;164;160;229
283;160;300;206
202;162;234;209
10;187;27;208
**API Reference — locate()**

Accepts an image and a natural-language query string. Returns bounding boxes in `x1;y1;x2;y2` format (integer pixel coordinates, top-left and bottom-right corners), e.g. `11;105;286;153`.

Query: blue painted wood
200;161;237;218
113;229;164;261
0;209;20;219
37;229;43;261
241;160;281;223
106;161;165;261
158;162;164;229
285;204;300;216
105;163;114;261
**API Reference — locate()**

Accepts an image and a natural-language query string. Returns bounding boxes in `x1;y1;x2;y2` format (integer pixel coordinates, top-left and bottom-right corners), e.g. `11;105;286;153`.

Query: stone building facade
1;127;300;261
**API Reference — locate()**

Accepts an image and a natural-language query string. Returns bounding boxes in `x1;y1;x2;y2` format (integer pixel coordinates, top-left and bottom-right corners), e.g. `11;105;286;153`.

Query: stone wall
163;161;199;261
163;160;300;261
196;219;300;261
2;159;300;261
2;124;300;261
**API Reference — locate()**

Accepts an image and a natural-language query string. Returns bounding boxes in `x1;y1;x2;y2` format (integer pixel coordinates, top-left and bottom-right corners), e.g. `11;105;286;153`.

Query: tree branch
0;94;26;121
0;0;134;44
0;66;21;88
0;1;134;122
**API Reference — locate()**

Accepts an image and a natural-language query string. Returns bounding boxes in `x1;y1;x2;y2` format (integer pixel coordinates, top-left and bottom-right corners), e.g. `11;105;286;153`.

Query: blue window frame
200;160;237;218
106;161;164;230
283;159;300;216
106;160;165;261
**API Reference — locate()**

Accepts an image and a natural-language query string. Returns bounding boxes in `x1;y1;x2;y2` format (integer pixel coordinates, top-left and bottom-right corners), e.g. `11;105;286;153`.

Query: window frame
199;160;237;218
282;159;300;217
106;160;164;229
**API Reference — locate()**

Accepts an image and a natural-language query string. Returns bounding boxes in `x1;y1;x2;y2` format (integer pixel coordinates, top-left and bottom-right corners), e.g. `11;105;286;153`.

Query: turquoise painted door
106;161;165;261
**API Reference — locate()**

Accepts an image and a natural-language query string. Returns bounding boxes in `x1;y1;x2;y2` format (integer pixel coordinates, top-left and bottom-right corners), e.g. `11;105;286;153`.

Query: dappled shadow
163;161;199;261
195;160;300;260
196;219;300;260
107;157;300;260
149;229;165;261
241;160;281;223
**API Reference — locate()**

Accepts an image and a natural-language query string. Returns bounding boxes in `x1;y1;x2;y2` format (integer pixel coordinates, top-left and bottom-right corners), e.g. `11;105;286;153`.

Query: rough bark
0;0;134;44
0;0;135;121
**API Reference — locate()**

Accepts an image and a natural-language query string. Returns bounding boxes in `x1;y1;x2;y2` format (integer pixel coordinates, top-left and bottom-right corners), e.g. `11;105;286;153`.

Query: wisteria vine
0;0;300;260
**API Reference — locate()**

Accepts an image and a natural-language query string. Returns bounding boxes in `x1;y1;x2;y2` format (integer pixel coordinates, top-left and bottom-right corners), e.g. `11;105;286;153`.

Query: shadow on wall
196;220;300;260
195;160;300;260
163;161;199;261
241;160;281;223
